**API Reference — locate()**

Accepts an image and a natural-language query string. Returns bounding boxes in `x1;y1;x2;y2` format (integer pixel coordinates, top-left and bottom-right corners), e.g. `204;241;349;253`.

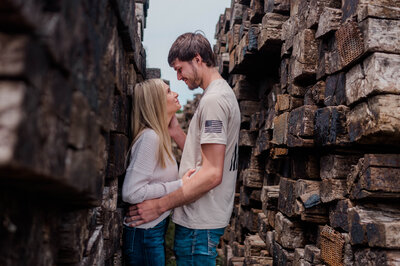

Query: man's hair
168;32;216;67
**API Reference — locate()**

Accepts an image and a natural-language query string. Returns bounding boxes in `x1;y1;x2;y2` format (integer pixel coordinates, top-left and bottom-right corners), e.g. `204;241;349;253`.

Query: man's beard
187;64;200;90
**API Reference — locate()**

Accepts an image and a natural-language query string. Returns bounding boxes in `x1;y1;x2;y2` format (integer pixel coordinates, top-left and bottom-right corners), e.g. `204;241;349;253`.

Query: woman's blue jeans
123;218;168;266
173;224;225;266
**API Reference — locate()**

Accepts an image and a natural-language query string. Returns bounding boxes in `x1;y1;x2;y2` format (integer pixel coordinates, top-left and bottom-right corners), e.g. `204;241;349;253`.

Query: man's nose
177;72;182;80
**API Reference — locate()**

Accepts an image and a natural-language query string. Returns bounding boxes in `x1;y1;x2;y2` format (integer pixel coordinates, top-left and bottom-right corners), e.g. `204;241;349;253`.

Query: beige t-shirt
172;79;240;229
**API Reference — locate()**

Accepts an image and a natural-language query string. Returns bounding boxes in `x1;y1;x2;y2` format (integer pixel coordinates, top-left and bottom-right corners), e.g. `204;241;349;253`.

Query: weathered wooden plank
241;168;264;188
329;199;353;232
287;105;317;147
287;84;307;98
244;256;273;265
307;0;342;29
345;52;400;105
354;248;400;266
275;212;306;249
273;242;294;265
233;76;259;101
239;129;257;147
315;7;342;39
278;177;302;217
244;234;267;257
320;154;360;180
258;13;288;53
261;185;279;212
271;112;289;145
304;245;322;264
291;153;320;180
264;0;290;14
348;154;400;199
348;204;400;248
239;100;260;117
314;105;349;146
347;94;400;145
324;72;346;106
304;81;325;106
240;186;261;206
320;179;347;203
295;179;322;209
275;94;304;113
249;0;265;23
281;16;299;56
357;0;400;21
290;29;318;84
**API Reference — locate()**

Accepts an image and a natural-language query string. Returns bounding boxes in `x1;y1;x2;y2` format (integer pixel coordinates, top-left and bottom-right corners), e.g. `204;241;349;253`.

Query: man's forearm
158;167;222;213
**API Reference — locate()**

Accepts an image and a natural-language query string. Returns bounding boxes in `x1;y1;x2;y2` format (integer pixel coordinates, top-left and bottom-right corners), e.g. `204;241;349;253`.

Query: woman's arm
122;168;182;204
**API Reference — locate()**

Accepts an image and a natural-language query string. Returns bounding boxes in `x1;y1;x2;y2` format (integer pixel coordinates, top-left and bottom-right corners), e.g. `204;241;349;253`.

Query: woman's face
164;83;181;116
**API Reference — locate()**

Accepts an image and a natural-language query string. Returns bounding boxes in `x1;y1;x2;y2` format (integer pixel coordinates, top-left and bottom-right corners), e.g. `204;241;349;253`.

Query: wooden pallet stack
0;0;149;265
212;0;400;265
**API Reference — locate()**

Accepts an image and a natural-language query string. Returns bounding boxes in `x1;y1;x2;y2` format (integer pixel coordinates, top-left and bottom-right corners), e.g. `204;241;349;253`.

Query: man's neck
200;67;222;90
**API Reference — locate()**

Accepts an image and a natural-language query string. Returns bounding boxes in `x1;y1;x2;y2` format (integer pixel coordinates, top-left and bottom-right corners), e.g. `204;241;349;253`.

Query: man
126;32;240;265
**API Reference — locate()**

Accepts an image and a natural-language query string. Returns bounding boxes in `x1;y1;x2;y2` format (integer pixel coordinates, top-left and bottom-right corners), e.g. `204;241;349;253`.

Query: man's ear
194;54;202;64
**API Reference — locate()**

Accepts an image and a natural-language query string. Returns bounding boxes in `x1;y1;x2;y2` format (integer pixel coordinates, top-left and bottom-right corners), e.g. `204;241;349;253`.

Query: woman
122;79;193;265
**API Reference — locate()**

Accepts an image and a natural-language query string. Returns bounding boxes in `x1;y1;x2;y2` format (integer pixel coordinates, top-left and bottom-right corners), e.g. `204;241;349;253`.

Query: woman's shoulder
141;128;160;143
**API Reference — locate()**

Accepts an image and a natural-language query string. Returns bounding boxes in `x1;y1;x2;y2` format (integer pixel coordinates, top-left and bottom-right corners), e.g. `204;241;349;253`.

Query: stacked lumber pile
0;0;149;265
212;0;400;265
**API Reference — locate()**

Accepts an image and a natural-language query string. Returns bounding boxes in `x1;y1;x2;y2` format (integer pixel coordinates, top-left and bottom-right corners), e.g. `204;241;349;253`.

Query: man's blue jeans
173;224;225;266
123;218;168;266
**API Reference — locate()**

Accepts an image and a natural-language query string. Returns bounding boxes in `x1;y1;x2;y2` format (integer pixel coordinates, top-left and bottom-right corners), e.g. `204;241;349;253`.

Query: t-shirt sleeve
199;94;228;145
122;130;182;204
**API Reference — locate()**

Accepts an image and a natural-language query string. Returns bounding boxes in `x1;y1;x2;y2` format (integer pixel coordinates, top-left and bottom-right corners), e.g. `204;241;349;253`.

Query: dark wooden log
320;154;360;180
281;16;299;56
345;52;400;105
272;242;294;265
275;94;304;114
244;256;273;265
315;7;342;39
304;81;325;106
244;234;267;257
231;3;247;28
249;0;265;23
258;13;288;53
347;94;400;145
233;241;245;257
287;105;317;147
307;0;342;30
280;57;290;89
275;211;306;249
261;185;279;212
258;212;271;243
314;105;349;146
278;177;302;217
304;245;322;264
240;186;261;206
241;168;264;188
349;154;400;199
239;100;260;117
295;179;322;209
329;199;353;232
290;29;318;84
233;76;259;101
353;248;400;266
324;72;346;106
291;153;320;180
228;24;241;53
264;0;290;14
357;0;400;21
320;179;347;203
348;204;400;248
239;129;257;147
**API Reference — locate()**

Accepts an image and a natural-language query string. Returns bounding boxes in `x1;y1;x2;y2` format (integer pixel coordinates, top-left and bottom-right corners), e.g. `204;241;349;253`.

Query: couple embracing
122;32;240;266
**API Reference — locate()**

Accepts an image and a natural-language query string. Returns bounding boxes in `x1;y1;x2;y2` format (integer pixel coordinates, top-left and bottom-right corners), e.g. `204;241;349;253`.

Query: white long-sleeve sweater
122;128;182;229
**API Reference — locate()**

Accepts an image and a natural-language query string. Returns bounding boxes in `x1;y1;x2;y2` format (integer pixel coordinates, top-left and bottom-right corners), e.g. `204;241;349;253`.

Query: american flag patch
205;120;223;133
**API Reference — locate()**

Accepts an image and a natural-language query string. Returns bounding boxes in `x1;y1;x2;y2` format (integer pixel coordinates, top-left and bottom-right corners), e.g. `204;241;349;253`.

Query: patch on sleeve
204;120;223;133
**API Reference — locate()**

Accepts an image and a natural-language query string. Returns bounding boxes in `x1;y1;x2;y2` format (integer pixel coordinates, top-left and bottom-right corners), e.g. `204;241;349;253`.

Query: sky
142;0;232;108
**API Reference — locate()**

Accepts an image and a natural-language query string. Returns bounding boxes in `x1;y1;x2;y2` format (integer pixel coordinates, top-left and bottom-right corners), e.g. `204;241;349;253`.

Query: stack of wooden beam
211;0;400;265
0;0;149;265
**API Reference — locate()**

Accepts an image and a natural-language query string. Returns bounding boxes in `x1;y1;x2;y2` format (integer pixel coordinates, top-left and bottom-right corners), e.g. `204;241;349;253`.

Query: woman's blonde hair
127;78;174;168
